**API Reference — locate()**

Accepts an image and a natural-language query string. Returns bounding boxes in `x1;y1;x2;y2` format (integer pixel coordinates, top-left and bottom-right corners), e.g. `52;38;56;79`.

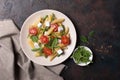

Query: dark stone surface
0;0;120;80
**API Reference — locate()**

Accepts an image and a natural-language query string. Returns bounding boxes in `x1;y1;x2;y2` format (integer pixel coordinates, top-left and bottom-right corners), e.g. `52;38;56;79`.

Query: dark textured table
0;0;120;80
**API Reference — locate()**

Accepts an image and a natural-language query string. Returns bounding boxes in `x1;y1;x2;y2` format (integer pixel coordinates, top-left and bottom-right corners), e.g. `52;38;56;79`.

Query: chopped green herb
72;46;91;64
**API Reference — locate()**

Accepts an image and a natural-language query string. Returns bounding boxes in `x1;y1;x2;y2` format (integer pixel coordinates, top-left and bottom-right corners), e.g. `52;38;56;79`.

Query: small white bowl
72;46;93;66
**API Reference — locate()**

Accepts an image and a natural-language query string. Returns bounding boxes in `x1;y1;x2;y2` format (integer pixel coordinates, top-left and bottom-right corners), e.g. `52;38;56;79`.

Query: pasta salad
27;13;70;61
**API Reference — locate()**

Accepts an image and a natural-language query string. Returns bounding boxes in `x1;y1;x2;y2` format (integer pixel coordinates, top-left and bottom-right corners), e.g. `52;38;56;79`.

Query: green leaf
51;38;58;48
43;15;48;21
61;25;65;36
31;48;42;52
72;46;91;64
80;35;88;43
89;30;95;37
30;36;38;42
51;13;56;21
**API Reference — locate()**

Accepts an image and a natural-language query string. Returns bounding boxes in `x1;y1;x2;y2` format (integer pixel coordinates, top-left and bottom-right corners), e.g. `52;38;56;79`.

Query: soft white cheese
57;49;63;55
34;42;39;48
37;22;42;28
44;31;48;36
58;26;63;32
45;21;50;27
58;39;61;43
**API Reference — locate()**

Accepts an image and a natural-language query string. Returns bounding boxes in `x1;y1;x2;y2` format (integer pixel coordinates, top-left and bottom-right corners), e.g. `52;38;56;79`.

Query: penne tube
34;52;41;57
48;14;52;22
44;27;54;36
51;18;65;24
54;32;61;38
58;43;66;49
65;26;69;34
66;33;70;38
58;23;62;26
49;53;58;61
27;38;34;48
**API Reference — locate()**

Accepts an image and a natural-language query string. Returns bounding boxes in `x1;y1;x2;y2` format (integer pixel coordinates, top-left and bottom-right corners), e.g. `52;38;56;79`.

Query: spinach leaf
51;38;58;48
30;36;38;42
45;38;58;51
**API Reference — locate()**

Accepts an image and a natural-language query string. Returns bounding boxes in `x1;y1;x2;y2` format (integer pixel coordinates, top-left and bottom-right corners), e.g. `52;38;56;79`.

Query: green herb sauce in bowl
71;46;93;66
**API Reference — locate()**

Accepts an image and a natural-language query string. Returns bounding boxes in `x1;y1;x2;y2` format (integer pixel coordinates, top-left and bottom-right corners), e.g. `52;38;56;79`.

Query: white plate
73;46;93;66
20;9;77;66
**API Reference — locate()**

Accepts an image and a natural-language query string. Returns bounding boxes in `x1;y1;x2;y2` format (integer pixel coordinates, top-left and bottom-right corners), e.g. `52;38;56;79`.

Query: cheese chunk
57;49;63;55
58;26;63;32
37;22;42;28
34;42;39;48
45;21;50;27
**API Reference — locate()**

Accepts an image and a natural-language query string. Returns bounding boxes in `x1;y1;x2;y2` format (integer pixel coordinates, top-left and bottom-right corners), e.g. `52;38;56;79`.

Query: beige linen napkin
0;19;65;80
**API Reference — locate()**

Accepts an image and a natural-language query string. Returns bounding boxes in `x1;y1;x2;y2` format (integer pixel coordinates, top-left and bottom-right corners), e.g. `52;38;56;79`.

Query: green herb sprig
72;46;91;64
80;30;95;44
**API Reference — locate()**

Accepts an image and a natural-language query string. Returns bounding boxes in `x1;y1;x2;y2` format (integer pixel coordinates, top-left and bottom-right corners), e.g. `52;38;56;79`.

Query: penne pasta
51;18;65;24
65;26;69;34
58;43;66;49
44;27;54;36
49;53;58;61
48;14;52;22
34;52;41;57
66;33;70;38
27;38;34;48
54;32;61;38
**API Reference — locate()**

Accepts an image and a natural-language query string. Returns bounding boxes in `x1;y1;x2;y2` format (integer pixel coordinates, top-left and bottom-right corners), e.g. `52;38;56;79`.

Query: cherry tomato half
61;35;70;45
40;35;49;44
43;47;52;56
51;24;58;32
29;27;38;35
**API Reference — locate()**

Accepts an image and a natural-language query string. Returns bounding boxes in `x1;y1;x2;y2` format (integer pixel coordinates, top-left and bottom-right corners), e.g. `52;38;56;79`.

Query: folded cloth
0;19;65;80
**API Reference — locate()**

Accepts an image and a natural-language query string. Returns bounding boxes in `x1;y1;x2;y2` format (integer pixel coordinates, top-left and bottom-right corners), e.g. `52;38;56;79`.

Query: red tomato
40;35;49;44
51;24;58;32
61;35;70;45
29;27;38;35
43;47;52;56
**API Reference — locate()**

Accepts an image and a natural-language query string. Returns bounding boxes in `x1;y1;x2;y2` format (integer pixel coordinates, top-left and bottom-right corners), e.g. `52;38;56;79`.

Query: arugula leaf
72;46;91;64
80;35;88;43
89;30;95;37
30;36;38;42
